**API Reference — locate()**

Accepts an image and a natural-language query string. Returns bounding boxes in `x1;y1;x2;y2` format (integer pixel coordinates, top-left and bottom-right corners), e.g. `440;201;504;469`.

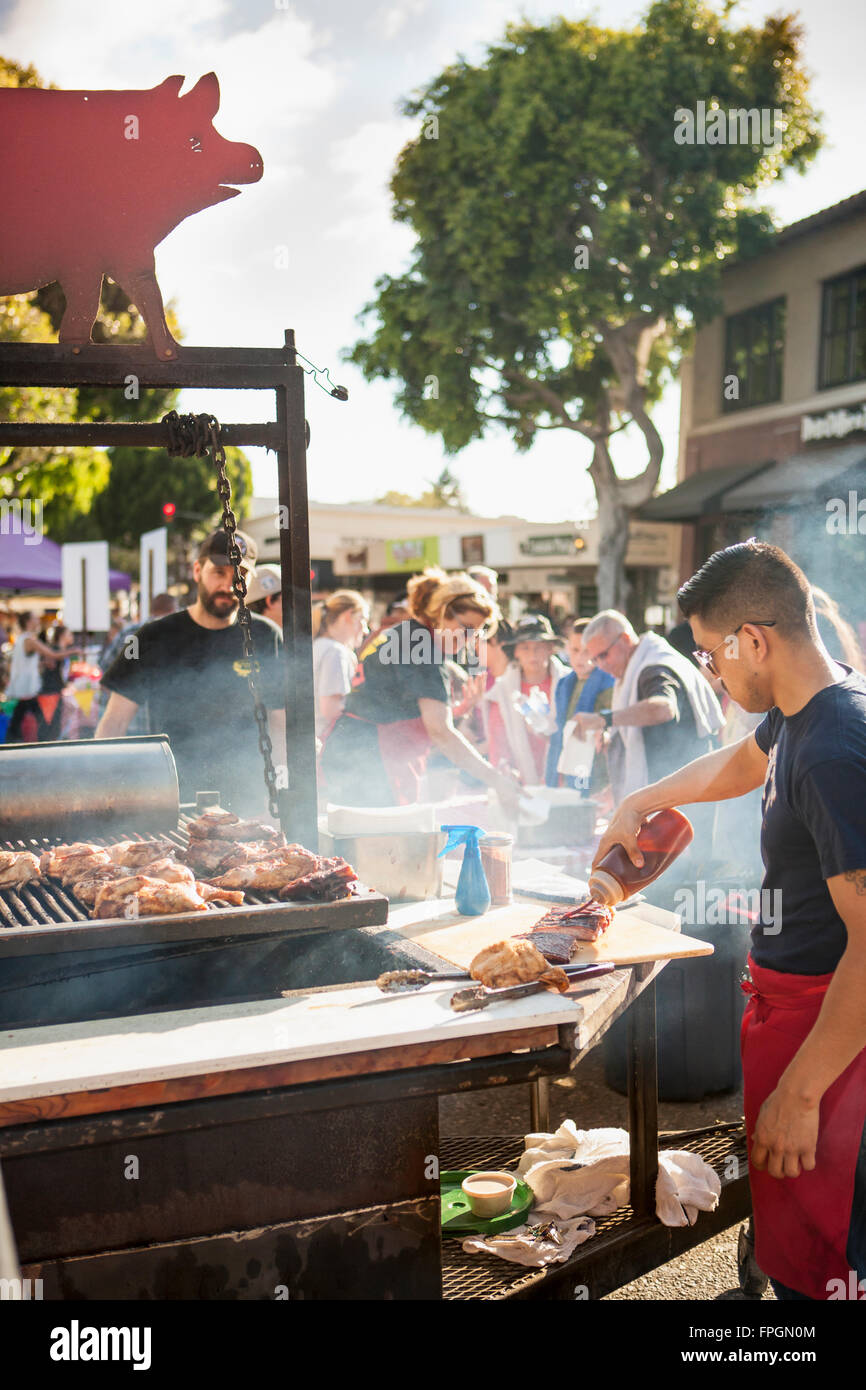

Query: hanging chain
163;411;281;821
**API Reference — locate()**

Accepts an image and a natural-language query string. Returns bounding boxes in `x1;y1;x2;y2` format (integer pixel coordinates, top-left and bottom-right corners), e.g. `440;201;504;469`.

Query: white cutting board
395;899;713;971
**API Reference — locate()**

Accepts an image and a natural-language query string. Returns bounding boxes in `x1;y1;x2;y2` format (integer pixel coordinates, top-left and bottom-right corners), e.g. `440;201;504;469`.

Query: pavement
439;1047;776;1301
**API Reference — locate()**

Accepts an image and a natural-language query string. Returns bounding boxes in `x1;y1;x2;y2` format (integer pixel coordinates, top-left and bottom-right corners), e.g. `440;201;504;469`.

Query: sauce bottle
588;808;694;907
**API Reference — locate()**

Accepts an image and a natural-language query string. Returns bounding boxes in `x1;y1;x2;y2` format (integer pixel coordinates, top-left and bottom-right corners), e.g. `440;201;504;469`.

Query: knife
449;960;616;1012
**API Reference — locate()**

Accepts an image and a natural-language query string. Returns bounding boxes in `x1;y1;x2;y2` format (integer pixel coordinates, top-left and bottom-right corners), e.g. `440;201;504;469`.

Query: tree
376;465;468;510
0;56;251;552
347;0;820;608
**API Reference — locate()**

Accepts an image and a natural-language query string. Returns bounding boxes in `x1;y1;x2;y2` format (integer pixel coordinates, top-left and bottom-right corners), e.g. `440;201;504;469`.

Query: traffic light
162;502;176;520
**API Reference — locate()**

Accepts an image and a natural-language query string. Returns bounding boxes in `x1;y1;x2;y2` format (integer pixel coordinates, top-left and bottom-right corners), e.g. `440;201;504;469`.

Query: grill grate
440;1127;749;1301
0;822;292;930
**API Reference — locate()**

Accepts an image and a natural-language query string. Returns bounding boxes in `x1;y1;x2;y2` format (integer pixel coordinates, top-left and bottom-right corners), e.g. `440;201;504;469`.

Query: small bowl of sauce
460;1170;517;1218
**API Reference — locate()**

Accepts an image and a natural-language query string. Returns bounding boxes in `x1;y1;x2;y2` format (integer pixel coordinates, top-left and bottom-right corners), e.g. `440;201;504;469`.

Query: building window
723;298;786;412
461;534;485;566
819;265;866;389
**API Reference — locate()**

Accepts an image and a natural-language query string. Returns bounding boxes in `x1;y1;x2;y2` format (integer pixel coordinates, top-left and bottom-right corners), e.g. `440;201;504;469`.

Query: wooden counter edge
0;1024;561;1129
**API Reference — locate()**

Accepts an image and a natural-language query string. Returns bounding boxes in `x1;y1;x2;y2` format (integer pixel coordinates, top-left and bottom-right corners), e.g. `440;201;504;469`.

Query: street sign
140;527;168;621
61;541;110;634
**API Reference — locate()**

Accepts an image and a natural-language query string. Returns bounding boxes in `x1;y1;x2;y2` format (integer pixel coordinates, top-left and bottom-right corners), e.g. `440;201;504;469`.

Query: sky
1;0;864;522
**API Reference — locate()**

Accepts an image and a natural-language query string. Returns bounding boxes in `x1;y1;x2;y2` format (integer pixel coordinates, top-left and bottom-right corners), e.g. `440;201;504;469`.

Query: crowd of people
2;537;863;850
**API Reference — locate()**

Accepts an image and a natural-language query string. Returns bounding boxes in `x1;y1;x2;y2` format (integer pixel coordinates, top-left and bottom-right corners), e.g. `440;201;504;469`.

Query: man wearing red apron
594;540;866;1300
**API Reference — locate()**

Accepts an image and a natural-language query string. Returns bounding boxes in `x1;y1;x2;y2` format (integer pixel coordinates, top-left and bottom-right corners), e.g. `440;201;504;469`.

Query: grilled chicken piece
209;819;284;845
469;939;570;993
41;843;113;885
186;806;240;838
139;856;196;886
93;875;208;920
71;864;129;907
181;839;234;875
211;845;319;891
214;840;284;870
106;839;176;869
196;881;245;906
0;850;42;889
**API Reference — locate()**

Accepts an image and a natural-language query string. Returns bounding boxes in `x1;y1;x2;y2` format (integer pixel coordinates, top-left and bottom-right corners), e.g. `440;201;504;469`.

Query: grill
440;1126;749;1300
0;818;386;943
0;818;400;1031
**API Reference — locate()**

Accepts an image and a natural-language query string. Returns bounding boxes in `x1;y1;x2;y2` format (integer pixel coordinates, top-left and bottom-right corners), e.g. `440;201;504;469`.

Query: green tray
440;1169;534;1237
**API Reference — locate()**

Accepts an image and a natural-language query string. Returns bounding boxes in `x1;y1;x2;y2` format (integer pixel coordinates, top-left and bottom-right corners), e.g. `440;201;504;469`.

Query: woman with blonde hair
312;590;370;735
321;567;520;809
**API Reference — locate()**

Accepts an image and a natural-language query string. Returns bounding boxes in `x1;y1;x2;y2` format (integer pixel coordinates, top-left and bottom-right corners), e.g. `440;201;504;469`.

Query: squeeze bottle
439;824;491;916
588;808;694;907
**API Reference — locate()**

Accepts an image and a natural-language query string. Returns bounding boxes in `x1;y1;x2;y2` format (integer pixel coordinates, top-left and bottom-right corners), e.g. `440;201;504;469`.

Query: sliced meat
0;850;42;889
469;939;570;992
519;901;615;962
278;857;358;903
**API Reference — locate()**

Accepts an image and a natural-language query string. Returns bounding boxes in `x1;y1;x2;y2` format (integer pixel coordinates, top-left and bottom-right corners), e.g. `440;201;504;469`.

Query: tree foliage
377;465;468;510
347;0;821;605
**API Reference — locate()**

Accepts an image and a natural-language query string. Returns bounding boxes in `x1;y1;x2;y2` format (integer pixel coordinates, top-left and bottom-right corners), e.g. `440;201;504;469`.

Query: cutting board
396;899;713;971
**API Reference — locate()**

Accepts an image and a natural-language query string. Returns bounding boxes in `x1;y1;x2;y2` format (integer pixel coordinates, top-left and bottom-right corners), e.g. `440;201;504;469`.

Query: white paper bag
557;718;595;785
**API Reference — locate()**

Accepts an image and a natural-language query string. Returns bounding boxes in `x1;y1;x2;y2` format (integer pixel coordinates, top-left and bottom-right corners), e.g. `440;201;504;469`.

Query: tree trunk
594;482;631;612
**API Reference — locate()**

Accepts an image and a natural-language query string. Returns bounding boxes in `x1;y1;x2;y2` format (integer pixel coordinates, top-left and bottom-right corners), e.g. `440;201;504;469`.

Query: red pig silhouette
0;73;263;359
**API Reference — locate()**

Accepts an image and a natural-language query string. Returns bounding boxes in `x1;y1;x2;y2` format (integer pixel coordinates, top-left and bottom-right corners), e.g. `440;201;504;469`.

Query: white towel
516;1122;721;1227
612;632;724;799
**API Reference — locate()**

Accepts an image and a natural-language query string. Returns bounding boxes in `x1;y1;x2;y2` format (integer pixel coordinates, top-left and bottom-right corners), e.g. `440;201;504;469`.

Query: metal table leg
627;976;658;1217
530;1076;550;1133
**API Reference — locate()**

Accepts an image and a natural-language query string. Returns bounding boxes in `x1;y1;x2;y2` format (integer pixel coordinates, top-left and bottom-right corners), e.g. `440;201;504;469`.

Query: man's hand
575;712;604;737
751;1084;820;1179
492;769;522;817
591;796;648;870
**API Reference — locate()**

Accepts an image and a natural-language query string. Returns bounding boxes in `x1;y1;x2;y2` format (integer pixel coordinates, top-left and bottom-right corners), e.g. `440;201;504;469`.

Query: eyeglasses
694;621;777;677
587;633;624;667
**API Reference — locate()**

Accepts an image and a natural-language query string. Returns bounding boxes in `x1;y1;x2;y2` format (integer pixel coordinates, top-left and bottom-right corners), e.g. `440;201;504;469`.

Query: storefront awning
719;443;866;510
638;461;774;522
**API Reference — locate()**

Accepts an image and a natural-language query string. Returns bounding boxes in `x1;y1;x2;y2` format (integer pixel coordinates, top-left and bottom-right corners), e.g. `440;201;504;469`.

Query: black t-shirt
752;667;866;974
102;609;284;813
345;619;449;724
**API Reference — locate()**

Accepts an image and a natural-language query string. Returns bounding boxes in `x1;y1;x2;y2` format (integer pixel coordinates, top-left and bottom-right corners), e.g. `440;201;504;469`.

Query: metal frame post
0;337;321;845
626;976;659;1216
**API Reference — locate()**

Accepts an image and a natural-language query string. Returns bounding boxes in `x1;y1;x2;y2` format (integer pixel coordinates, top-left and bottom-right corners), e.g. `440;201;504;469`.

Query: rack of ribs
519;900;615;963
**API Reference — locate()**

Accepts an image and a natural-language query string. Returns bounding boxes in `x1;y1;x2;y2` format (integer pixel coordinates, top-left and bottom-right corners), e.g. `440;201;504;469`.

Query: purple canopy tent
0;531;130;593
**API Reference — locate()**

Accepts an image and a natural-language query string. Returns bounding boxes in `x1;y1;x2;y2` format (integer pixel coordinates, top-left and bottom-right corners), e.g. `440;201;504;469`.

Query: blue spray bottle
438;824;491;917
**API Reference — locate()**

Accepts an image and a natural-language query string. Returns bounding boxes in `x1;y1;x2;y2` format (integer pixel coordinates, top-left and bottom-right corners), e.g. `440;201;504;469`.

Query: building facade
645;188;866;628
243;499;679;628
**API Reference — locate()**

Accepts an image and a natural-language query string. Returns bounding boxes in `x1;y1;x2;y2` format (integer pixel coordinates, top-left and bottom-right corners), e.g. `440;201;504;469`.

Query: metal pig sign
0;73;263;359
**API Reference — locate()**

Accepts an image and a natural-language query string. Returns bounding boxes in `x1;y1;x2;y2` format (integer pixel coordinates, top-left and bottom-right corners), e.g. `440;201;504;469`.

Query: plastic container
589;808;694;906
480;833;513;906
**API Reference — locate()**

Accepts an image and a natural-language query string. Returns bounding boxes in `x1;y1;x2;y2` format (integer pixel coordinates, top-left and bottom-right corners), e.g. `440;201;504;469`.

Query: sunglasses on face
587;633;623;667
694;621;777;676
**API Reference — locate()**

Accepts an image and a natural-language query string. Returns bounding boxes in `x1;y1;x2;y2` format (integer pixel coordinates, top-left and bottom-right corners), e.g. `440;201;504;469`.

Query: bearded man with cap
97;529;286;815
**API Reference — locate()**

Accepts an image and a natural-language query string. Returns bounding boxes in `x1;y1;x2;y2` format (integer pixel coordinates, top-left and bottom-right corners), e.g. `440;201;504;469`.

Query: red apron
741;955;866;1299
375;716;432;804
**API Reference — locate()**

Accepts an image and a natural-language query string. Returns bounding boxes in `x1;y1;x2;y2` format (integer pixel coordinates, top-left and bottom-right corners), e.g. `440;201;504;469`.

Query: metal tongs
450;960;616;1012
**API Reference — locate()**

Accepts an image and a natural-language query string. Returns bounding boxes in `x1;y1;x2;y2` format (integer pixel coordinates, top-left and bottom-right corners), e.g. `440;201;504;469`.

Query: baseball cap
245;564;281;605
198;528;257;571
